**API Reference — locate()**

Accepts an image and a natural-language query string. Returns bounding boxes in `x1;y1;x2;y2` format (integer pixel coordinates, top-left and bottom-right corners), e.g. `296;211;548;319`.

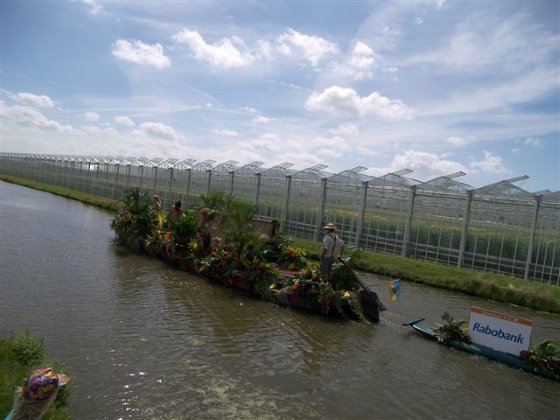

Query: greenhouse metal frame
1;152;558;285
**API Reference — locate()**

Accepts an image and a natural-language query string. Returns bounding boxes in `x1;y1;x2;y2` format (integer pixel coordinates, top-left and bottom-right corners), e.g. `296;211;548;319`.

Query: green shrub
11;329;45;366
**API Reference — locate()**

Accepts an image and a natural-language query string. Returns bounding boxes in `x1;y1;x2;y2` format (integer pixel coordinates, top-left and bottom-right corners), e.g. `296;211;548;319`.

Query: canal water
1;181;558;419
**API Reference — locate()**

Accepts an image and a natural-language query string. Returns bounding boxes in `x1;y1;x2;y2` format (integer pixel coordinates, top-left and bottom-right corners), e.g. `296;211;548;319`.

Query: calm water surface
0;181;559;419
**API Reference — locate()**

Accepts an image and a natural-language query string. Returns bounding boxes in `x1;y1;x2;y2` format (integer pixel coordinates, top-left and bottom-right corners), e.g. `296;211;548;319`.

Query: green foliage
346;290;368;322
318;282;335;314
432;312;471;344
202;195;264;258
169;208;198;251
201;190;230;211
261;235;294;263
122;187;152;216
520;339;560;376
330;246;364;291
11;329;45;366
243;258;281;298
110;188;156;244
199;248;238;278
223;198;261;255
279;246;308;270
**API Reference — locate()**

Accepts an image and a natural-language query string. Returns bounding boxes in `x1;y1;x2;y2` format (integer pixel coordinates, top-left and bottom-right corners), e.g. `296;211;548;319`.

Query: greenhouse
1;152;558;285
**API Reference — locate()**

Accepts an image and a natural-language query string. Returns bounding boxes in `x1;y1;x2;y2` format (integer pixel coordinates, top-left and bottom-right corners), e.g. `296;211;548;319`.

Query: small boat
403;318;559;382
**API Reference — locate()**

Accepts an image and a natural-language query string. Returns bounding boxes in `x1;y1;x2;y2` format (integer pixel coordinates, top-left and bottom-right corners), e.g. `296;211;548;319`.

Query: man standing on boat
320;223;344;282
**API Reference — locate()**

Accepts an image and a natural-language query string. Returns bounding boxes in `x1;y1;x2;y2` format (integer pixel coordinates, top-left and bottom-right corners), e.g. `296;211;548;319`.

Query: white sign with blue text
468;307;533;356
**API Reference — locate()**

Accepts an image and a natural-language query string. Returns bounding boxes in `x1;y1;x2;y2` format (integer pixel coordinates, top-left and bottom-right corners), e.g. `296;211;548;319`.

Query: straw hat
23;368;70;401
9;368;71;420
323;223;336;230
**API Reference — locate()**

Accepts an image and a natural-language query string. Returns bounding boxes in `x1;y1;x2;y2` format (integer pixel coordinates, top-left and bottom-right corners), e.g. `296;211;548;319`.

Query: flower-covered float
111;188;385;322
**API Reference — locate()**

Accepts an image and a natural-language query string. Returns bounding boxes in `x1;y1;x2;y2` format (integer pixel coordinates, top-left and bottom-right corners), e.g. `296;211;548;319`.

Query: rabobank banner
468;307;533;356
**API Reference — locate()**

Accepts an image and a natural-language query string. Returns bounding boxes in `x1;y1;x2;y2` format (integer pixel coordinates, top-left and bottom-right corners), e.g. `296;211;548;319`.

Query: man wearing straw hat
320;223;343;282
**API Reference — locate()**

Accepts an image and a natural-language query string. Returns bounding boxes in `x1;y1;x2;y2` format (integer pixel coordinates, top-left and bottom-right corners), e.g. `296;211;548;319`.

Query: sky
1;0;559;192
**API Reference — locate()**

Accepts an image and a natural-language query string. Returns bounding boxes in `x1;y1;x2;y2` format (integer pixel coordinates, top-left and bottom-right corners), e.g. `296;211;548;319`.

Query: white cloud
406;13;558;74
114;116;135;127
368;150;466;180
346;41;376;80
469;151;507;174
447;136;466;146
82;0;102;14
276;28;338;66
212;129;239;137
330;123;360;137
253;115;273;124
172;27;339;70
242;106;258;114
137;122;179;141
84;112;100;122
112;39;171;69
305;86;413;120
419;68;559;116
255;40;274;61
3;104;73;132
312;135;350;158
524;137;541;146
250;133;283;153
14;92;55;108
79;125;119;137
173;30;254;69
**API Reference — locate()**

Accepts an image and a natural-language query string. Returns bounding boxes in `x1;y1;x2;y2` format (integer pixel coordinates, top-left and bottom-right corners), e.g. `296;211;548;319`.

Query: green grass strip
0;175;119;211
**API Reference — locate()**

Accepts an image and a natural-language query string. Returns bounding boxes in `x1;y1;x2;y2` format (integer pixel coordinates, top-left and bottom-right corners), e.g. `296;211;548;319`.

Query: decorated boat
404;317;560;382
111;188;384;322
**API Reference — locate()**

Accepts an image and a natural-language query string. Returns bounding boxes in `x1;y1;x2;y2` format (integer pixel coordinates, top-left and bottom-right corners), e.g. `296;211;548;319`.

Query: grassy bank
293;238;560;314
3;174;559;314
0;174;118;211
0;330;71;420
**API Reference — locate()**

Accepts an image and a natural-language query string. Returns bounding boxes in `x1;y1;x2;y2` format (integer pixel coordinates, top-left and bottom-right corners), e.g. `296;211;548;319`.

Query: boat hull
117;237;381;322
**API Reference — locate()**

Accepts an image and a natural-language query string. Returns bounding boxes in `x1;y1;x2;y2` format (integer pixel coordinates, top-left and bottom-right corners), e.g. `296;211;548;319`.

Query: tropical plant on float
279;246;308;270
168;208;198;253
318;282;335;314
520;339;560;376
431;312;471;344
295;265;321;281
330;246;364;291
199;247;238;279
243;257;282;299
110;188;156;246
261;234;292;263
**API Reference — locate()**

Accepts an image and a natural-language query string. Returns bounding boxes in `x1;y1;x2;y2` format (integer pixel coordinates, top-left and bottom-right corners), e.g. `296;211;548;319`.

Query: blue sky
1;0;559;191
